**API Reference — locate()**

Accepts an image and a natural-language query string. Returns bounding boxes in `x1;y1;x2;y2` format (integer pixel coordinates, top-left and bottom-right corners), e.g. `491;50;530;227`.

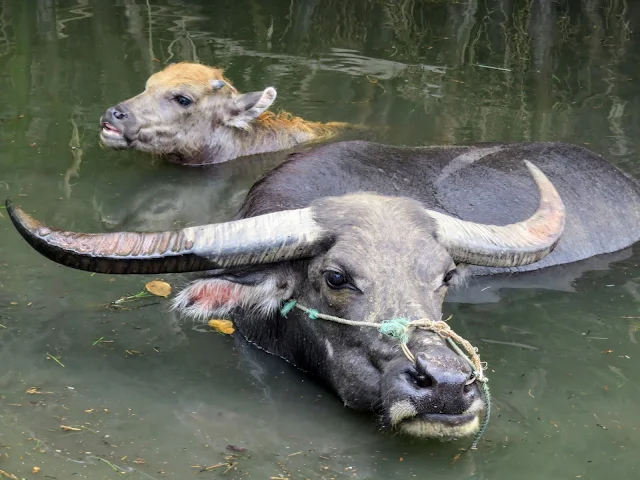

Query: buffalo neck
166;113;344;166
234;112;343;159
218;113;343;165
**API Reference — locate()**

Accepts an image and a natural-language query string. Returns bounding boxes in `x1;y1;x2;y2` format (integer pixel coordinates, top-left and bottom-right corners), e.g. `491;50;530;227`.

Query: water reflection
0;0;639;479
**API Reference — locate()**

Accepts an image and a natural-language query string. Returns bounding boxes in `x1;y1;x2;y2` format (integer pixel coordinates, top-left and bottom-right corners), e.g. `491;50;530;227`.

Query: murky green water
1;1;639;478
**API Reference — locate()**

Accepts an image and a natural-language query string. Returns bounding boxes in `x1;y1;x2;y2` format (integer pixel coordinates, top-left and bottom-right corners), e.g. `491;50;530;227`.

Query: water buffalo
7;141;640;440
99;62;345;166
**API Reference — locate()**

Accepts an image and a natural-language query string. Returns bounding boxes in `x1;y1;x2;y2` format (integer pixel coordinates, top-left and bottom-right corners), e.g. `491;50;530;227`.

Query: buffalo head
6;162;564;439
99;62;343;165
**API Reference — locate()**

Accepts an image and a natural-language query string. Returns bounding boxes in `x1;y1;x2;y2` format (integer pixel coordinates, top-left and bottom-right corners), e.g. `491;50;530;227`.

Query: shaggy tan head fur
99;62;345;165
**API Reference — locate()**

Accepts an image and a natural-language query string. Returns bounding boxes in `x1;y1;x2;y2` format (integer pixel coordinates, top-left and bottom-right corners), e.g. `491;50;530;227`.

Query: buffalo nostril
410;353;435;388
108;106;128;121
407;369;433;389
413;352;476;396
398;353;478;416
408;354;437;389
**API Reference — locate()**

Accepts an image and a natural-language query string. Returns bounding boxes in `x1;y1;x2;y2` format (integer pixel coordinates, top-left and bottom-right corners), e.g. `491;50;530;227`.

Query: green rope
281;298;491;450
280;300;297;317
472;381;492;450
446;338;491;450
379;318;411;343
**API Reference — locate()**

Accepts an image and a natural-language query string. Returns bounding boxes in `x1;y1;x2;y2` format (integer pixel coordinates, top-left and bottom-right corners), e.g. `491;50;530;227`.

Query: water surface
1;1;639;479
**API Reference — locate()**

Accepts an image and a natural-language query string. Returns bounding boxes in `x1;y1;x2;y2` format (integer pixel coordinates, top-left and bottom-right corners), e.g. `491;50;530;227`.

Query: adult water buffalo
99;62;345;166
7;141;640;440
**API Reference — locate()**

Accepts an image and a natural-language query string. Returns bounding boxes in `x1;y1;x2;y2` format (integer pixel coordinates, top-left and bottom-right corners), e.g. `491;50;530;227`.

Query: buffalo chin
100;129;130;149
398;414;480;440
388;398;483;440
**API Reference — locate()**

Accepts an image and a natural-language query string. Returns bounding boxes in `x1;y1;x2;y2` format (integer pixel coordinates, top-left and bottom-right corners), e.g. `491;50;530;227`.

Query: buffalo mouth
99;120;130;148
101;121;122;136
416;412;478;426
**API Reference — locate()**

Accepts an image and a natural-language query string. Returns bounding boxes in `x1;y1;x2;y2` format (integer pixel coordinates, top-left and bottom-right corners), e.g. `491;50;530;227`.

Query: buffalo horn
426;161;566;267
5;200;326;275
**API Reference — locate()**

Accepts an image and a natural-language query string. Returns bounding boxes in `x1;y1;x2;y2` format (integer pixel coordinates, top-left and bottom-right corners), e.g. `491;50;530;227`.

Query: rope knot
432;319;452;334
410;318;451;335
379;318;410;343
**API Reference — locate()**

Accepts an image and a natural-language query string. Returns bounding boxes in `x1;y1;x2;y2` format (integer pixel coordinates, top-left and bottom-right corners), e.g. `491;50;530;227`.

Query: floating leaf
0;468;19;480
226;444;246;453
208;319;235;335
145;280;171;297
26;387;52;395
60;425;82;432
46;353;65;368
32;466;41;474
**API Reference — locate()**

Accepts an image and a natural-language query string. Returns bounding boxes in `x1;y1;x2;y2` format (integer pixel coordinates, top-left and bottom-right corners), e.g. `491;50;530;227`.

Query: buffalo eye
324;270;349;290
443;269;457;285
174;95;193;107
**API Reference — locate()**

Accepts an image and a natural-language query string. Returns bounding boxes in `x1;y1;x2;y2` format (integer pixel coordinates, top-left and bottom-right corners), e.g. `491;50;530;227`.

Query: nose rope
280;299;491;450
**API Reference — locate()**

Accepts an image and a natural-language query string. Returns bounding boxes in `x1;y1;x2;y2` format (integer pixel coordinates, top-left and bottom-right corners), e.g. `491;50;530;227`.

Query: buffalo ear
225;87;277;131
171;267;295;320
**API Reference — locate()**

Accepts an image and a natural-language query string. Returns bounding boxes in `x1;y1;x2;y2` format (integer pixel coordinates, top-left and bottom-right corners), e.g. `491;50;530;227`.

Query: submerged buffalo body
7;141;640;440
236;141;640;275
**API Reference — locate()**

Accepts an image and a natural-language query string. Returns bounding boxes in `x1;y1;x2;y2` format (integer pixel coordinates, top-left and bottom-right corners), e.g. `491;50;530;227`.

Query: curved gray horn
427;161;566;267
5;200;326;275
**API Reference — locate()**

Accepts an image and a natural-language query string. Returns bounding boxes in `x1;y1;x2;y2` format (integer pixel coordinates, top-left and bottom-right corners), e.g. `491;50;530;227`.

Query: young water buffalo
99;62;344;165
7;141;640;440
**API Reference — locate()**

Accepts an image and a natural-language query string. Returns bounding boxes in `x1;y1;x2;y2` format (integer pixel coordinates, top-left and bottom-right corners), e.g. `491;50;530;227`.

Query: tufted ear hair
225;87;277;131
171;266;296;321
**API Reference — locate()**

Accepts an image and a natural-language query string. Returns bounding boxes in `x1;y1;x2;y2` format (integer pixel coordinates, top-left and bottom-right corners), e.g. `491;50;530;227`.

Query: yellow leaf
208;319;235;335
32;466;41;474
26;387;52;395
145;280;171;298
